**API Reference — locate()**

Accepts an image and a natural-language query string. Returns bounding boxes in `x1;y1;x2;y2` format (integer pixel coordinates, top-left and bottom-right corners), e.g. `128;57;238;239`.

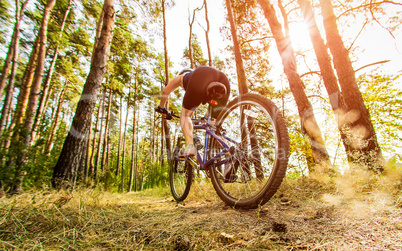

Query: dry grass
0;166;401;250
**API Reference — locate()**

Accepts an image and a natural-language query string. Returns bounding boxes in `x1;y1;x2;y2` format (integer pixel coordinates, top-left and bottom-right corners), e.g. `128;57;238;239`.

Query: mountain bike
164;93;289;209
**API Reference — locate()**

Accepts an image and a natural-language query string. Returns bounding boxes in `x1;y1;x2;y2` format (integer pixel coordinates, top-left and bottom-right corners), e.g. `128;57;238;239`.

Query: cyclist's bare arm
159;75;184;108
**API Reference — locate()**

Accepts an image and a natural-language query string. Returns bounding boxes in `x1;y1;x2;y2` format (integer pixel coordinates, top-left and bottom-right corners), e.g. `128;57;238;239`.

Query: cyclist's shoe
179;144;196;157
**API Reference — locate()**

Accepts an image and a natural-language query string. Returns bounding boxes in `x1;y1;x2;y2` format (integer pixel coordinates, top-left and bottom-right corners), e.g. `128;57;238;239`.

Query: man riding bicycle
155;66;231;156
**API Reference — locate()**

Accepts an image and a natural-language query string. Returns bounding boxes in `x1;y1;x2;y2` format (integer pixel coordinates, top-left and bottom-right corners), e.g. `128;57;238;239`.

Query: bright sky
165;0;228;70
164;0;402;80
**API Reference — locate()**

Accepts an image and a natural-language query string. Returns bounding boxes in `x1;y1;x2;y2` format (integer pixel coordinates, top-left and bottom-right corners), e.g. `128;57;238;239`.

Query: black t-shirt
181;66;230;118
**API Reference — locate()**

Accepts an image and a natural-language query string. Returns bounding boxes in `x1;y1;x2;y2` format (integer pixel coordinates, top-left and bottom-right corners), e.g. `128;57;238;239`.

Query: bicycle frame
188;108;239;171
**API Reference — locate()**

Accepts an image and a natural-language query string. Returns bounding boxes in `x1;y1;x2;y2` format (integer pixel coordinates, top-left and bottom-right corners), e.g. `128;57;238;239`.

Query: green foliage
183;33;207;67
358;73;402;158
226;0;275;98
0;0;11;45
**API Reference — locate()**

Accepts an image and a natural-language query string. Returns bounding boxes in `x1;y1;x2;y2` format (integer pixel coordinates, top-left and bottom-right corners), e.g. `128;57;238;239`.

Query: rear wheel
169;149;193;201
209;94;289;209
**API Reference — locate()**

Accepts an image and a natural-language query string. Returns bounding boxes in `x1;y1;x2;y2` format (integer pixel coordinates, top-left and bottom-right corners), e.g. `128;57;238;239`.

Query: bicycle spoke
209;94;289;208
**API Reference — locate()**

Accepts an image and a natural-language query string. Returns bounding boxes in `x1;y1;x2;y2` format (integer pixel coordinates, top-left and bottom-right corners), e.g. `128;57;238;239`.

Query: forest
0;0;400;194
0;0;401;249
0;0;401;194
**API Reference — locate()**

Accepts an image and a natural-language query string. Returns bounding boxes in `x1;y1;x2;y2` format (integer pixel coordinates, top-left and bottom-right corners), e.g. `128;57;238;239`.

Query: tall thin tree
52;0;116;188
257;0;331;166
10;0;56;194
319;0;383;168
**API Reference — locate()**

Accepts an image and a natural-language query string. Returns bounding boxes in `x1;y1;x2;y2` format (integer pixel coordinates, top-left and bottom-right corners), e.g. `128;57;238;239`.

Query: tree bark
116;95;123;176
10;0;56;194
121;93;130;193
319;0;383;168
203;0;212;66
52;0;116;188
0;0;29;98
0;0;29;133
161;0;173;165
297;0;350;168
0;34;19;134
94;89;106;180
187;5;203;68
101;89;113;172
89;99;102;178
45;80;69;154
23;0;56;146
84;115;92;184
31;0;73;142
225;0;248;94
162;0;169;86
129;82;137;192
0;36;39;161
257;0;331;166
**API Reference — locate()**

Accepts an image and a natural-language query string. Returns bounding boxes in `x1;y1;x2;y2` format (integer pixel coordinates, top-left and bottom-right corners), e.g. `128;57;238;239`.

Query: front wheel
169;149;193;201
209;94;289;209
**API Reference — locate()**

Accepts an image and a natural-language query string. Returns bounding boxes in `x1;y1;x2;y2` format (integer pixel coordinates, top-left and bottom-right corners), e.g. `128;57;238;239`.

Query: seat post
206;103;214;122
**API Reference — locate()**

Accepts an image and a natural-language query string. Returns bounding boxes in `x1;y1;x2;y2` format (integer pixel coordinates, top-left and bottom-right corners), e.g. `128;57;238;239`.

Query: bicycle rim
210;94;289;209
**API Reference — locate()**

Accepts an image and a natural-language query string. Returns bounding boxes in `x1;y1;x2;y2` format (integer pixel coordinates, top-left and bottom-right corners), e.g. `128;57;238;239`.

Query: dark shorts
182;66;230;118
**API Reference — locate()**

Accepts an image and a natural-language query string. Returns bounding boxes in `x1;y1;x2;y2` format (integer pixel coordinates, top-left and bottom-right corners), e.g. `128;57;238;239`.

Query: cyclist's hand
155;105;168;115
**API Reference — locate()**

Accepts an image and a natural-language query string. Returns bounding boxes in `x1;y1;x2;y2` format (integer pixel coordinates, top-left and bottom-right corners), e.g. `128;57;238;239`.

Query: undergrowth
0;164;401;250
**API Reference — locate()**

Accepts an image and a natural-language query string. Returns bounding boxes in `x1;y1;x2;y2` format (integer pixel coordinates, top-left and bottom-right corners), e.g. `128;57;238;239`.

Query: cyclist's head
178;68;193;75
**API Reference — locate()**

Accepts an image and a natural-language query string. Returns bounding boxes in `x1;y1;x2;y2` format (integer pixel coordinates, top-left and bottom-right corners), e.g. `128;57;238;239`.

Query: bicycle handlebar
163;111;208;125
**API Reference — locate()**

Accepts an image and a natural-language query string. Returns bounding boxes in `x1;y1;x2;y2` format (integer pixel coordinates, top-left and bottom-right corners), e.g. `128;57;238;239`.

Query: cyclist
155;65;230;156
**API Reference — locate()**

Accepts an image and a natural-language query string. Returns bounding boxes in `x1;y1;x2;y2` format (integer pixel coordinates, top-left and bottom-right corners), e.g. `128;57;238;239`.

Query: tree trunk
129;107;136;192
162;0;169;86
94;89;106;180
0;36;39;163
31;0;73;142
203;0;212;66
0;0;29;133
319;0;383;169
10;0;56;194
257;0;331;166
225;0;248;95
134;112;139;191
151;111;156;163
12;36;40;127
89;99;102;178
129;79;138;192
101;89;113;172
121;93;130;193
45;80;69;154
23;0;56;146
187;6;203;68
297;0;350;169
116;95;123;176
0;0;28;98
0;36;19;134
52;0;115;188
84;115;92;184
161;0;173;166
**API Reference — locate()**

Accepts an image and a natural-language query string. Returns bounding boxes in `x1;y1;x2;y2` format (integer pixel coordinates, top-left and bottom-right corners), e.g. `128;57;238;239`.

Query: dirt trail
134;192;402;250
0;176;401;250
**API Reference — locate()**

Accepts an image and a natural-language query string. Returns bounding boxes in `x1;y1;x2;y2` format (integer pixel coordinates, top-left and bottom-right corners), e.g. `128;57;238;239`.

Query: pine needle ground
0;166;401;250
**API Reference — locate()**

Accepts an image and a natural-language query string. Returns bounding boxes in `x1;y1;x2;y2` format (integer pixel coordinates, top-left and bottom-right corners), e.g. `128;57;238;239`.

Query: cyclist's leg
180;107;195;155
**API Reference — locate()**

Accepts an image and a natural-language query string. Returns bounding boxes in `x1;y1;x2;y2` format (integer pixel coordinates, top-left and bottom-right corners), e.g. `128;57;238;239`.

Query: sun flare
289;22;313;50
